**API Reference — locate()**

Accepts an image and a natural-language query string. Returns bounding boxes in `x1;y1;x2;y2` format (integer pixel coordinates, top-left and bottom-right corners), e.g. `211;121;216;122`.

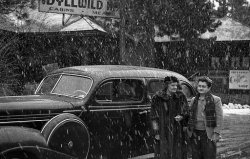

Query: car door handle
139;110;150;115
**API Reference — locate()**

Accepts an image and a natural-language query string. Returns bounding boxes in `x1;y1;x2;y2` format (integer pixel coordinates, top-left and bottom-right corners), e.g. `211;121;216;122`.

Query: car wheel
41;113;90;159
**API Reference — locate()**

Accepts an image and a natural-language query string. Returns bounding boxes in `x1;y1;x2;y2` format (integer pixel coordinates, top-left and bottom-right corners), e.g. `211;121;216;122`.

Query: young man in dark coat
187;76;223;159
150;76;190;159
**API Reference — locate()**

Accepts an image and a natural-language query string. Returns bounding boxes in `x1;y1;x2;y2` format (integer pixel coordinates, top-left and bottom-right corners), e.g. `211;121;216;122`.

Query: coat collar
156;90;181;100
196;92;213;103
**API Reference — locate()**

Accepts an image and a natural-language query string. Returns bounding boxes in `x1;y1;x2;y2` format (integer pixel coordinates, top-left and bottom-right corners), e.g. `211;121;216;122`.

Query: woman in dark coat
150;76;190;159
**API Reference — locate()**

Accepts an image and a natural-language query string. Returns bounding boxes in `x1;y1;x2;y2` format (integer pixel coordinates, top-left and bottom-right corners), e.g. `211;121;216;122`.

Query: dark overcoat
150;90;189;159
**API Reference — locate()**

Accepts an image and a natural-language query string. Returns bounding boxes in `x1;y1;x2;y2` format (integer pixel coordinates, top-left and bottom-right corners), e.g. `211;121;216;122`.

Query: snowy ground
130;107;250;159
217;108;250;159
223;108;250;115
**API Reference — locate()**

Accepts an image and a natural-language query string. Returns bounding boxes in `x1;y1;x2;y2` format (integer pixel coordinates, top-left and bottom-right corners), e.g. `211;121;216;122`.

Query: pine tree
214;0;250;25
153;0;219;40
121;0;221;66
0;0;36;19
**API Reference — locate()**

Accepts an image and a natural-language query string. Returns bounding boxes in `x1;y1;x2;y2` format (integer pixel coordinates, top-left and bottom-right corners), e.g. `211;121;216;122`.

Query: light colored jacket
187;95;223;140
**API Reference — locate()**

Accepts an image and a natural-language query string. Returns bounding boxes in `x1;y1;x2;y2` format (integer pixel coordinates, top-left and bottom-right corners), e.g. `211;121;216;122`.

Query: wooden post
119;0;126;64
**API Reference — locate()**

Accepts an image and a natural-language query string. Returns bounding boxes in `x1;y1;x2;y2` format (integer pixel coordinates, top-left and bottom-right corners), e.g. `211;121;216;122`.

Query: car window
95;79;144;103
36;74;61;94
181;84;193;98
52;75;92;98
147;79;164;98
95;82;112;102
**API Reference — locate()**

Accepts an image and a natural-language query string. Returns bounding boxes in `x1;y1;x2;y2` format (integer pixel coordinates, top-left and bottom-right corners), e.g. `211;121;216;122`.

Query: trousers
191;129;216;159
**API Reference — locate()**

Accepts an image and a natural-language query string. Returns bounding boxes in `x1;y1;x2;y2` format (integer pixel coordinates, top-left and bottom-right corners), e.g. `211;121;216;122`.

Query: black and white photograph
0;0;250;159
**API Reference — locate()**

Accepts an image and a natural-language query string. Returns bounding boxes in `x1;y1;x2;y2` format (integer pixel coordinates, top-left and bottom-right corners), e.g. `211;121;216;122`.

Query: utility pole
223;0;226;17
119;0;126;64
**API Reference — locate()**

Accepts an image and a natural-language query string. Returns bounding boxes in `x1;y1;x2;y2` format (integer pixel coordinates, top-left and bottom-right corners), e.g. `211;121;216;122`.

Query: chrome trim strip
0;116;53;121
0;113;60;124
50;74;63;93
0;110;84;124
128;153;154;159
34;77;46;94
34;74;62;94
89;105;150;109
41;113;64;133
0;119;50;124
90;107;151;112
0;113;60;118
63;110;83;113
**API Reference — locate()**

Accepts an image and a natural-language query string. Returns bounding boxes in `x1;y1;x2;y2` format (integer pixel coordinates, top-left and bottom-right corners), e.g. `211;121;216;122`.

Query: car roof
51;65;190;83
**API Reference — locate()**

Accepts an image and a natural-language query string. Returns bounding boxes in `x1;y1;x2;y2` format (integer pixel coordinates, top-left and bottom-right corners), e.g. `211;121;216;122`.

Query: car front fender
0;126;47;153
0;146;77;159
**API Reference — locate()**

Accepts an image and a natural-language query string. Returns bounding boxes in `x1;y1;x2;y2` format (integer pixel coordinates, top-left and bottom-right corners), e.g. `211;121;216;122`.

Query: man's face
166;82;178;93
197;81;211;94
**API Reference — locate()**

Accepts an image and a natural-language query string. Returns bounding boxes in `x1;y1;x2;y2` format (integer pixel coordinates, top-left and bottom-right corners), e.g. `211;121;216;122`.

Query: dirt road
217;109;250;159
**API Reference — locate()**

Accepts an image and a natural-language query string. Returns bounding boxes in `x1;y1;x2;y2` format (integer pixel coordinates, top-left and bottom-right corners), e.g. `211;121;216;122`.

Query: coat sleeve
213;96;223;134
150;95;160;133
187;97;195;126
190;97;195;107
179;92;190;127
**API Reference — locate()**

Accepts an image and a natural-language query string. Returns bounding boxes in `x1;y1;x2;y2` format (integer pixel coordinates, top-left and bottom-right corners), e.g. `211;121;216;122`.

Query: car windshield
36;74;92;98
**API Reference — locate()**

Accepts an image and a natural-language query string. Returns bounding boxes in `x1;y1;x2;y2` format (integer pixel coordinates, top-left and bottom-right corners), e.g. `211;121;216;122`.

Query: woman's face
166;82;178;94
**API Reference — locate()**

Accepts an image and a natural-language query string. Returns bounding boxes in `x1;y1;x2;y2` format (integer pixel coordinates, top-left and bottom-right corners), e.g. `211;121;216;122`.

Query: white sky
211;0;250;10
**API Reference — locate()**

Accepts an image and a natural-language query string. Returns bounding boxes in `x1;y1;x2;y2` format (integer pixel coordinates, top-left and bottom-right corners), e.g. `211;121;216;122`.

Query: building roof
200;17;250;41
155;17;250;42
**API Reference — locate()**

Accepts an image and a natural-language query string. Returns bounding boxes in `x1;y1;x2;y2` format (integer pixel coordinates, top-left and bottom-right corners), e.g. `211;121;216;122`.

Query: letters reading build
43;0;107;10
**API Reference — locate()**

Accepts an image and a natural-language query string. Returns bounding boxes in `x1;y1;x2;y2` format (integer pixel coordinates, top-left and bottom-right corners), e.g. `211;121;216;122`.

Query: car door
88;78;148;159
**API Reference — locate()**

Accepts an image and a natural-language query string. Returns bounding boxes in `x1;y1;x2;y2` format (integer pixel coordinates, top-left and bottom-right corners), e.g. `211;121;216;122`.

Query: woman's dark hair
164;76;179;84
198;76;213;88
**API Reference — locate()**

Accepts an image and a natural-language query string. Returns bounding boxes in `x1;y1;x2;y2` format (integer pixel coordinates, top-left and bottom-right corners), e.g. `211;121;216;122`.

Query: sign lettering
229;70;250;90
39;0;119;18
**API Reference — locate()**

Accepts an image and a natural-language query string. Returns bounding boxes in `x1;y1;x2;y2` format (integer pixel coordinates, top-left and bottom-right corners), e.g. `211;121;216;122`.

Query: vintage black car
0;65;195;159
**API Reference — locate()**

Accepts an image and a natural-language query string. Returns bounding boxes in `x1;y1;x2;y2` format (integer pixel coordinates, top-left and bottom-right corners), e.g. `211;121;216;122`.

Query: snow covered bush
222;103;250;109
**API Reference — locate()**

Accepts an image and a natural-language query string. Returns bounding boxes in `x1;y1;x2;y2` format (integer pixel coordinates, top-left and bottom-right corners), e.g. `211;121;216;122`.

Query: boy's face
197;81;211;94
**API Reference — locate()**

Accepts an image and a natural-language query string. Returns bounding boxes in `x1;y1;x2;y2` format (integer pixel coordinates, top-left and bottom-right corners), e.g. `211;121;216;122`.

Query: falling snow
0;0;250;159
